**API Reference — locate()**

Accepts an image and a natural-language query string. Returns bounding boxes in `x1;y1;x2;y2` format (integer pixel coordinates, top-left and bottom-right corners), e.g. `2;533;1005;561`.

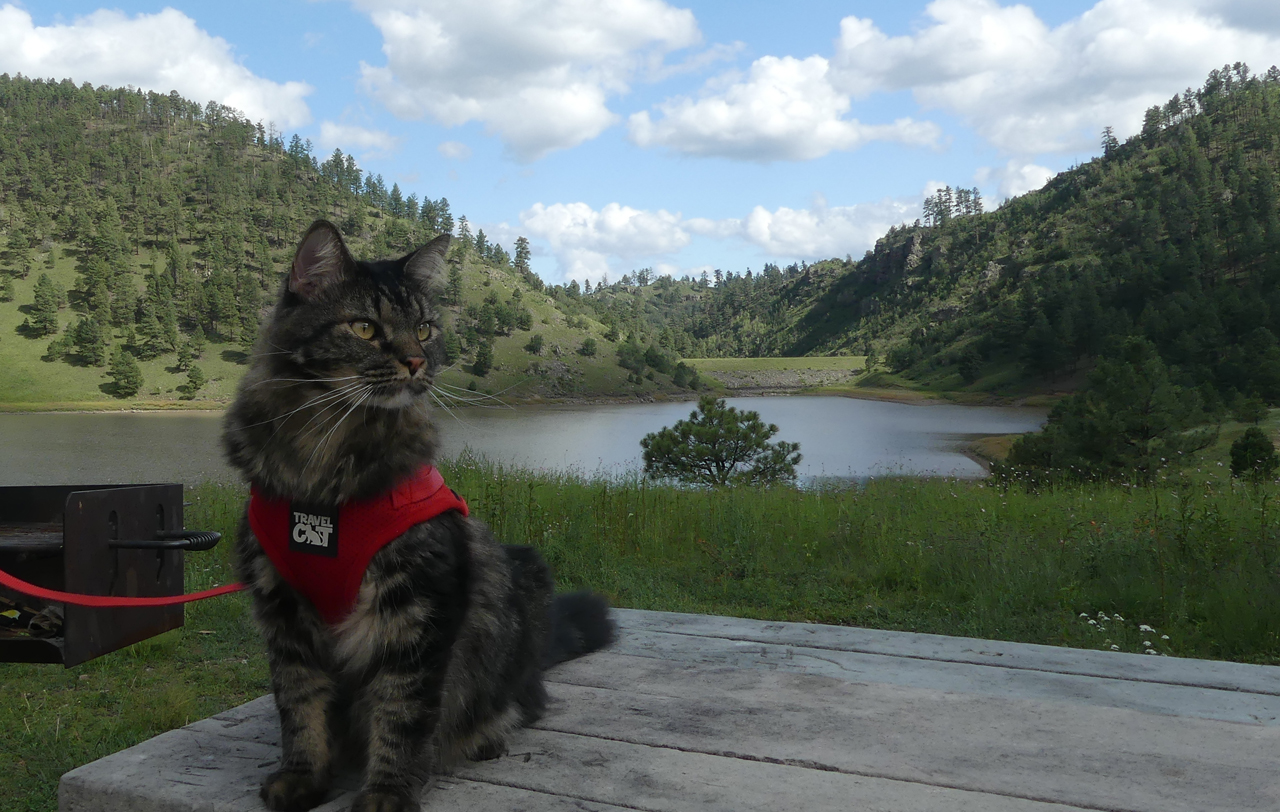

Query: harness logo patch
288;505;339;557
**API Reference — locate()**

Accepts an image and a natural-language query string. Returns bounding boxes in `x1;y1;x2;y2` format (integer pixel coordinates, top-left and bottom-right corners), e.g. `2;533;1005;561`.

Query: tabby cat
223;220;613;812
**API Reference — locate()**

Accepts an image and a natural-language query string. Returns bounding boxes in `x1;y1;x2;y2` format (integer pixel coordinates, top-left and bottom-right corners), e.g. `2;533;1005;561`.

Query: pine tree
442;328;462;364
73;317;108;366
472;340;494;376
109;345;144;398
640;396;802;486
160;300;179;351
456;216;473;250
30;273;61;336
438;261;459;306
134;300;166;360
183;364;207;398
437;198;454;235
1230;427;1279;482
1101;126;1120;157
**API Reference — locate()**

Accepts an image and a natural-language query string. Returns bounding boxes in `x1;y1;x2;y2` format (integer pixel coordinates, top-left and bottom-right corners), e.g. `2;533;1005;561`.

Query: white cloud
517;194;925;281
437;141;472;160
630;55;940;161
731;197;921;258
354;0;701;161
975;159;1055;199
832;0;1280;154
519;201;691;280
0;5;312;126
1192;0;1280;32
318;122;402;156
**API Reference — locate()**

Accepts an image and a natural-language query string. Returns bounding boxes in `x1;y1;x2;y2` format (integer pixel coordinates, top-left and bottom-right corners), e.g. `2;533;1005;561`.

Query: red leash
0;567;243;607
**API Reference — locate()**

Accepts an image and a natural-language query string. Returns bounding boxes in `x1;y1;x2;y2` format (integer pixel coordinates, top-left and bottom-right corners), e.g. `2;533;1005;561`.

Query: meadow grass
4;464;1280;810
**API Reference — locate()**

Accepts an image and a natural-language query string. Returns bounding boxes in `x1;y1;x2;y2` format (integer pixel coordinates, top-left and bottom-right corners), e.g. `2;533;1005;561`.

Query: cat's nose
405;356;425;374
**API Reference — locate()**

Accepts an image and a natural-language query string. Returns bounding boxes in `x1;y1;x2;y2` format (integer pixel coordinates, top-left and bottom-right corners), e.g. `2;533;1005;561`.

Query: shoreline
0;383;1052;415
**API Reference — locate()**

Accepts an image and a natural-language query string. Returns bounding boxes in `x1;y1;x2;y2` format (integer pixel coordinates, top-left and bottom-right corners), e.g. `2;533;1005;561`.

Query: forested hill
649;63;1280;409
0;74;688;405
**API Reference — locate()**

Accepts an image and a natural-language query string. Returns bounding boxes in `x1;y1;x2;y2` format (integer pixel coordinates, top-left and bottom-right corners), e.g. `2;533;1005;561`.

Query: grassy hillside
0;74;703;408
626;64;1280;413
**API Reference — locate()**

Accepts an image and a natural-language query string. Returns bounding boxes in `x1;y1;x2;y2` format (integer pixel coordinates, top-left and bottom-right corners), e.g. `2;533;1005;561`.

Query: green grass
0;247;690;409
0;249;253;406
5;462;1280;810
683;356;866;372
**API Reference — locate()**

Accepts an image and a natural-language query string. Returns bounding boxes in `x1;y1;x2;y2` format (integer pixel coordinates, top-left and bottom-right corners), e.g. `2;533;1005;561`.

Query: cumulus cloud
832;0;1280;154
518;194;924;280
318;122;401;157
0;5;312;126
629;55;940;161
519;201;691;280
353;0;701;161
975;159;1055;199
727;197;921;258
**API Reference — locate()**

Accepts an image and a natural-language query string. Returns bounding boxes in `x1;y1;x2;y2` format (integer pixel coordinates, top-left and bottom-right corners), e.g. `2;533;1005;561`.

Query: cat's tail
543;591;615;668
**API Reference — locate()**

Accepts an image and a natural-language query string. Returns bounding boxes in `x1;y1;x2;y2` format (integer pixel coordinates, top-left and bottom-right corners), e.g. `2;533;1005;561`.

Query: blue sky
3;1;1278;285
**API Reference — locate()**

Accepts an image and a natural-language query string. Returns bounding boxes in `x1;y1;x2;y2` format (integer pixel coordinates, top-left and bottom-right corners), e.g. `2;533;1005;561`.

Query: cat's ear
289;220;356;299
403;233;452;293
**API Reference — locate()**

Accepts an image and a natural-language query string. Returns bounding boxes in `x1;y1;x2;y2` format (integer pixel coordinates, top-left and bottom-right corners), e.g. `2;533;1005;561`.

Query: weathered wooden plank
613;609;1280;695
185;701;1099;812
59;727;279;812
542;652;1280;812
58;721;640;812
458;727;1099;812
602;626;1280;724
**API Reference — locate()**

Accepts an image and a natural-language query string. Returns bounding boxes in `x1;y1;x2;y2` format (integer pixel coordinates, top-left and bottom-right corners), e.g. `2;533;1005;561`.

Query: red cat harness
247;465;469;626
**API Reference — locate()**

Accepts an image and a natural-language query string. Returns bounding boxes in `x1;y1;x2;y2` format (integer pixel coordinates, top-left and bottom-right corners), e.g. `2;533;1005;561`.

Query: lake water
0;396;1045;487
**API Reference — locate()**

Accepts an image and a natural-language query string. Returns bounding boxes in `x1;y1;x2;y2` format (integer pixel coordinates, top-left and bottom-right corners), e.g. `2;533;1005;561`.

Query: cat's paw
259;769;328;812
468;740;507;761
349;788;418;812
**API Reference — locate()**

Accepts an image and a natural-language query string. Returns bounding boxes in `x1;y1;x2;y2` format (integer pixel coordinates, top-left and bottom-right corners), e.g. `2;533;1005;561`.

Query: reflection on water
0;396;1045;487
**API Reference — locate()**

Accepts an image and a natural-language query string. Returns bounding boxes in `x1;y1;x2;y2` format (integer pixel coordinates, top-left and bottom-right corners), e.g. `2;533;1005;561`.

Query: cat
222;220;613;812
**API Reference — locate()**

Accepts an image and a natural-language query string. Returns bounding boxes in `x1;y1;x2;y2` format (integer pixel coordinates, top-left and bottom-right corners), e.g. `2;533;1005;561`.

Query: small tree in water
641;395;801;486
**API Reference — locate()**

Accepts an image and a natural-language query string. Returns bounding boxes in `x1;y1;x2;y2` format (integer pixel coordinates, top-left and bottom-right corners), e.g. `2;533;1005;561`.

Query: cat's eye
349;321;376;340
417;323;433;341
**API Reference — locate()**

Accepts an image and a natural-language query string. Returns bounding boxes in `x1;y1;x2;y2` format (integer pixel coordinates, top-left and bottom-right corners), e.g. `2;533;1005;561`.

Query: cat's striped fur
223;221;613;812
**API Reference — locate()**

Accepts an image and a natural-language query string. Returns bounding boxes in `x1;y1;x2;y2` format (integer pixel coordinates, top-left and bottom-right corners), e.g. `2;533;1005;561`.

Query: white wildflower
1079;613;1089;618
1161;634;1170;640
1145;649;1158;655
1110;645;1120;651
1113;614;1124;622
1139;624;1155;633
1088;619;1097;626
1143;641;1152;647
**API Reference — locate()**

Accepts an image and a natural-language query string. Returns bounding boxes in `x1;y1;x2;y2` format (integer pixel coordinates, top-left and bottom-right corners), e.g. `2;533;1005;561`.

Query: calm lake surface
0;396;1045;487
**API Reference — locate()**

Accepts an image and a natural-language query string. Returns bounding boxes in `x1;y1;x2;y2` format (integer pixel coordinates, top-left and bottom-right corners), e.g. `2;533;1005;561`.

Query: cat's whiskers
432;381;515;408
305;385;375;473
236;379;370;432
428;390;477;429
436;375;525;397
248;374;362;390
431;389;510;409
297;381;372;443
289;382;375;442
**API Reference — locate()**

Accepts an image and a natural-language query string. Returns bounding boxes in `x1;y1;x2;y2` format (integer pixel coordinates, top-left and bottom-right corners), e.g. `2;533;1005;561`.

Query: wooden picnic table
60;608;1280;811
